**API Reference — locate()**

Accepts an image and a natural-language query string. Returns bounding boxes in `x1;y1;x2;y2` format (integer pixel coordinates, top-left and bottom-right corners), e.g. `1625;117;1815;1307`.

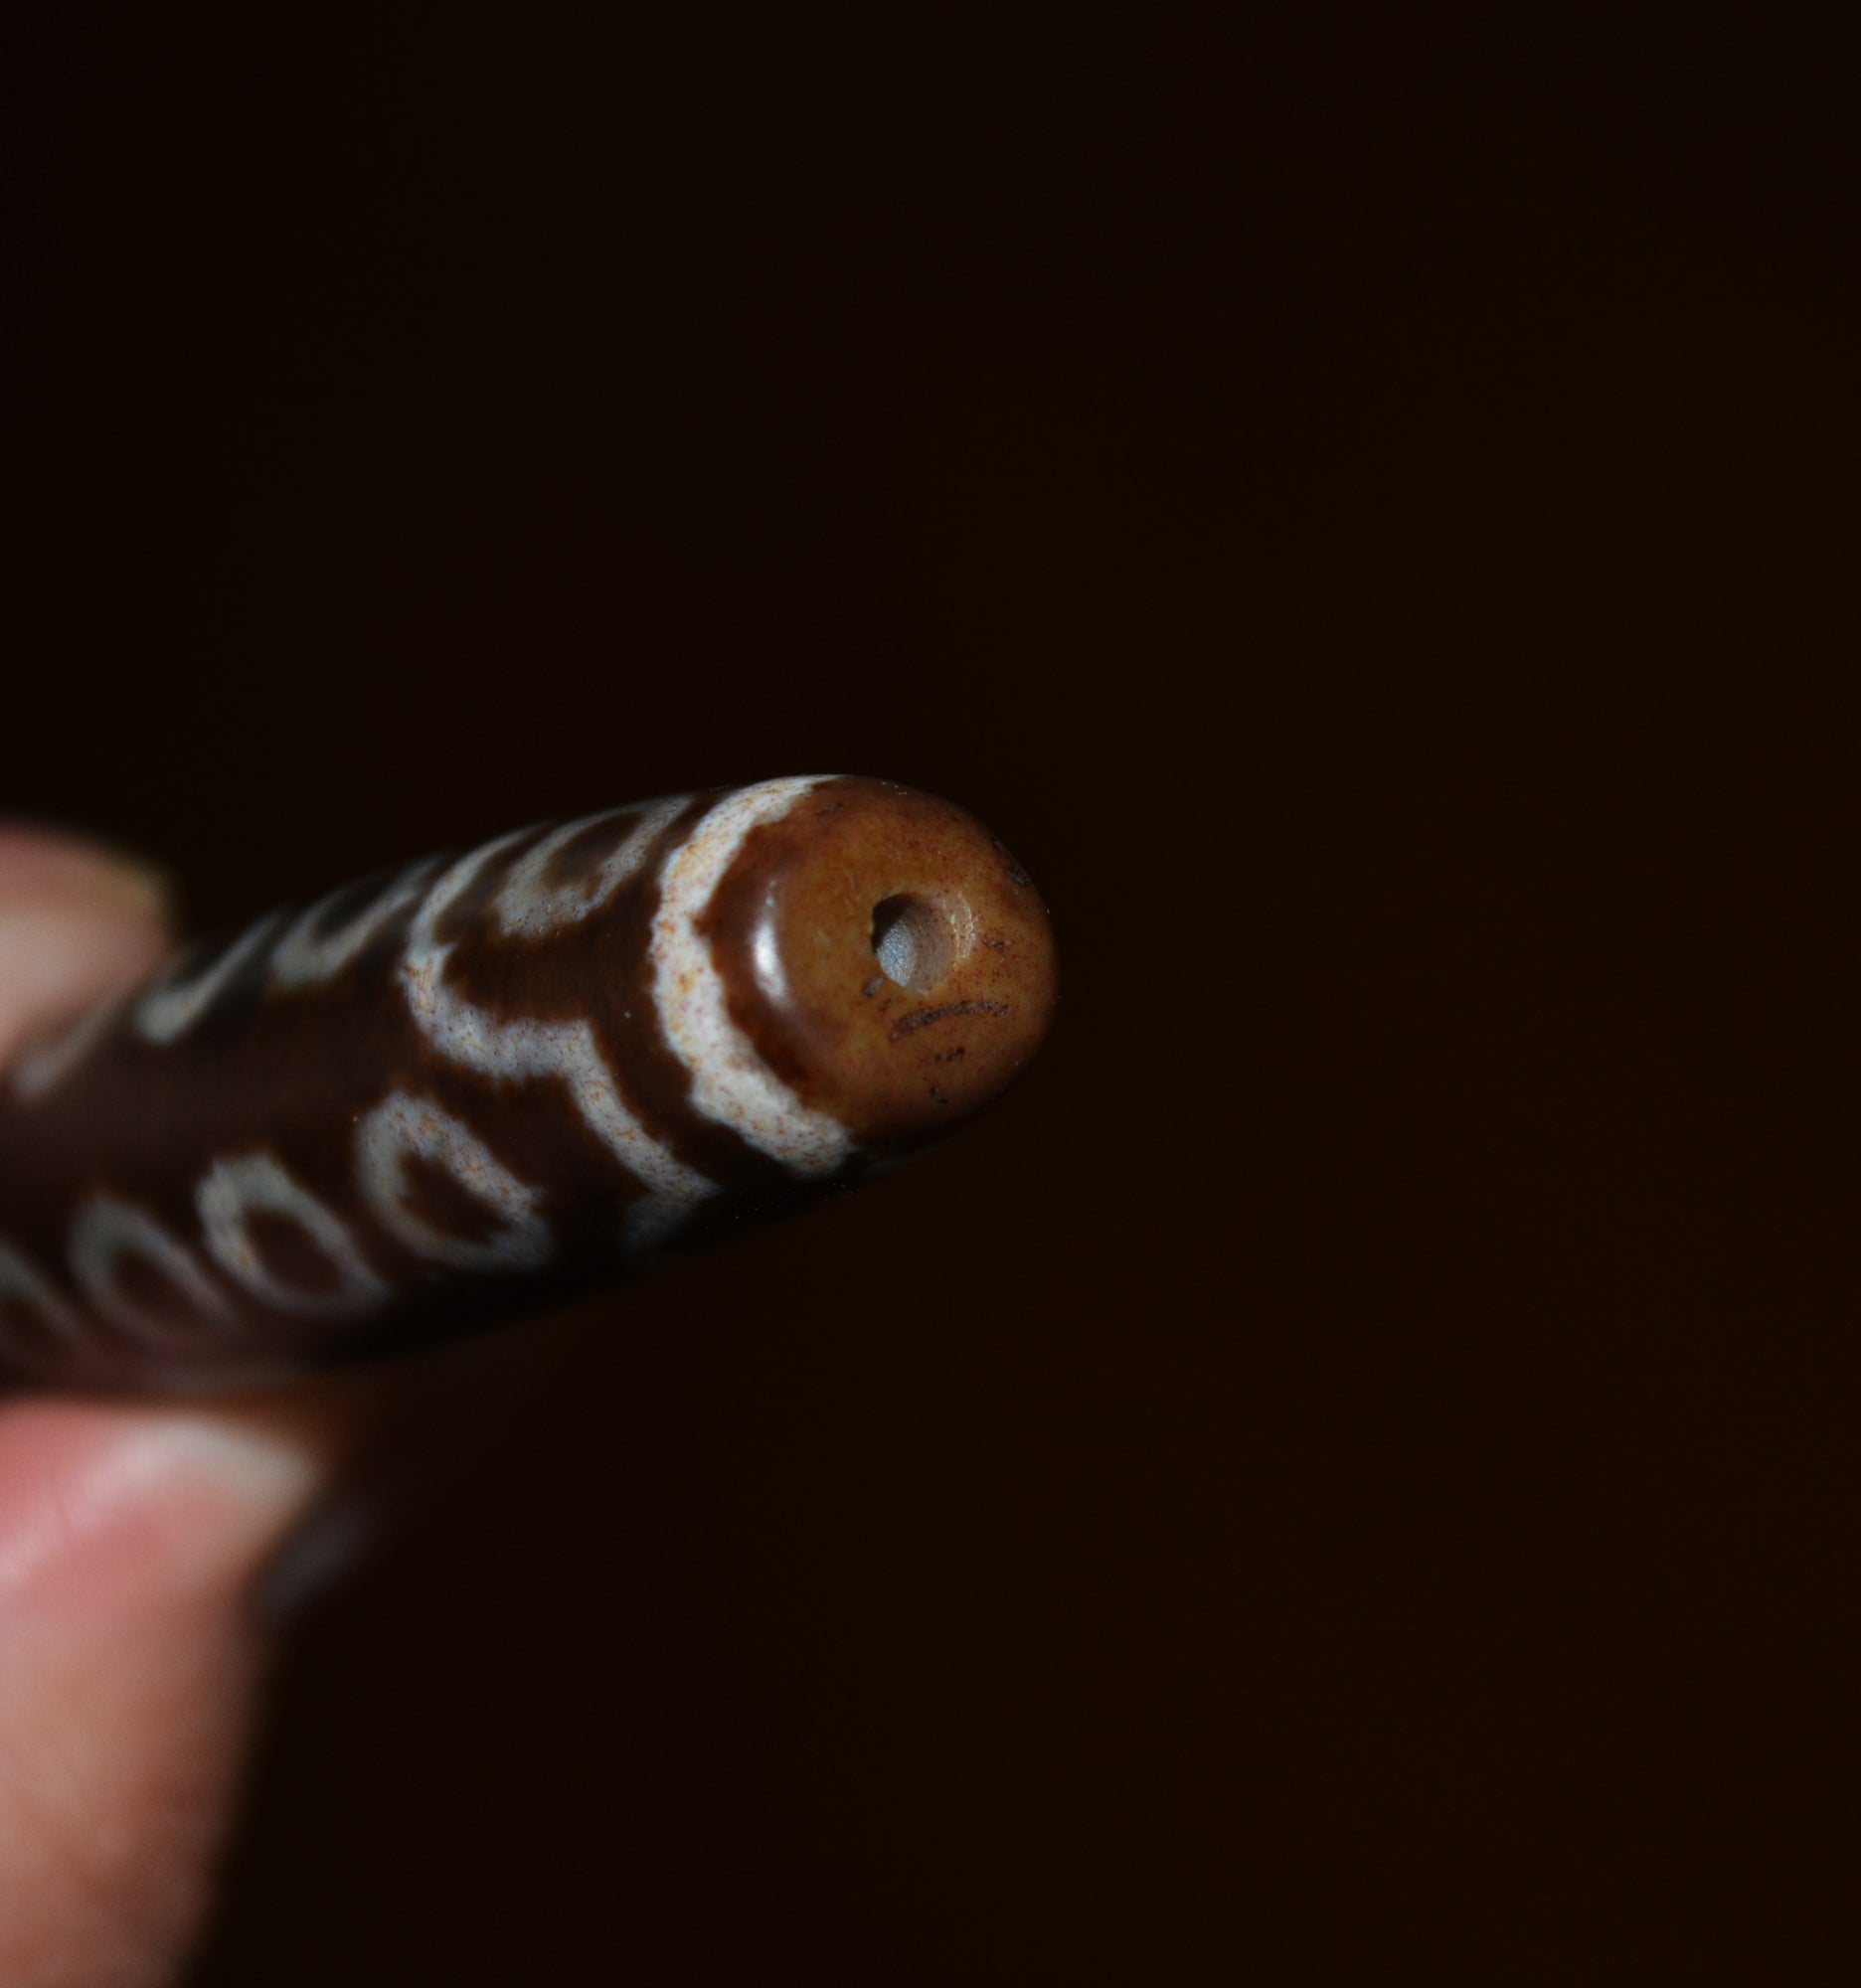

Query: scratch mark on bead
890;999;1011;1040
990;836;1035;889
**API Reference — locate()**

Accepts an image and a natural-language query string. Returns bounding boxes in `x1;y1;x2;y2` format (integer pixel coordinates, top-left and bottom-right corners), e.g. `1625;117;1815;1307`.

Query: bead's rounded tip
697;777;1058;1152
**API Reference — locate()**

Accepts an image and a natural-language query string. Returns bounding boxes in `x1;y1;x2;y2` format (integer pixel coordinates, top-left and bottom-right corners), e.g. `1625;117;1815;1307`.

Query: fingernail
91;853;177;925
143;1412;329;1548
257;1334;574;1624
258;1495;382;1624
0;828;176;925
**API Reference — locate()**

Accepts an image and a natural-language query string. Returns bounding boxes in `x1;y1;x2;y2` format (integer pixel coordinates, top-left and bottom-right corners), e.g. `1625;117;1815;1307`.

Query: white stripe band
399;803;716;1243
649;776;853;1177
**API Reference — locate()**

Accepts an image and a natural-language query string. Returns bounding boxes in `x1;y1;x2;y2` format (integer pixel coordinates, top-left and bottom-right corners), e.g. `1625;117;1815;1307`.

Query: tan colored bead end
696;777;1059;1152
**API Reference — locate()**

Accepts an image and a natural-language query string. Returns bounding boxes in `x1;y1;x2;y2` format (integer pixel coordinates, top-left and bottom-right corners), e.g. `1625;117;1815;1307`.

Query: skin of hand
0;827;540;1986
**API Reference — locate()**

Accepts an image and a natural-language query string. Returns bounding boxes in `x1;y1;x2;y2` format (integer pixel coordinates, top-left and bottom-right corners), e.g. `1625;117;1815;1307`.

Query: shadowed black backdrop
12;6;1861;1982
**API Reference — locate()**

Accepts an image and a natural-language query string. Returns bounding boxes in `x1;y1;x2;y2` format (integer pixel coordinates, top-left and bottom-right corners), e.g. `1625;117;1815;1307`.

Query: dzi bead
0;776;1057;1393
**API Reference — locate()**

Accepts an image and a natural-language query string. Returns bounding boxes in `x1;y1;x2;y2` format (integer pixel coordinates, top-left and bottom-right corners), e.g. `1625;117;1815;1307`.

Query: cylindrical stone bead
0;776;1057;1394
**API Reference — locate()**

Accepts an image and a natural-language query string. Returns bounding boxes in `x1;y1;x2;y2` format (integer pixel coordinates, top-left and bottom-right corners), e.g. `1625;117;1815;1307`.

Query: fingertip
0;1399;345;1986
0;1337;552;1981
0;1398;345;1620
0;827;176;1068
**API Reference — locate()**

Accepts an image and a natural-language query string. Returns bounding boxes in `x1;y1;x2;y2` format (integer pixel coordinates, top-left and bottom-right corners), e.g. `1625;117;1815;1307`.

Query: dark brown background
11;5;1861;1982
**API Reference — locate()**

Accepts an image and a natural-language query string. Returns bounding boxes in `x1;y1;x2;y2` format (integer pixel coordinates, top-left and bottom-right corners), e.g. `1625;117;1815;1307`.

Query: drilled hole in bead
872;895;954;993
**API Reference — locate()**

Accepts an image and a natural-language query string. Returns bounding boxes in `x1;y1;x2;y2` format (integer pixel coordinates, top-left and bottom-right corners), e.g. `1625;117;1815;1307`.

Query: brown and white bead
0;777;1058;1393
